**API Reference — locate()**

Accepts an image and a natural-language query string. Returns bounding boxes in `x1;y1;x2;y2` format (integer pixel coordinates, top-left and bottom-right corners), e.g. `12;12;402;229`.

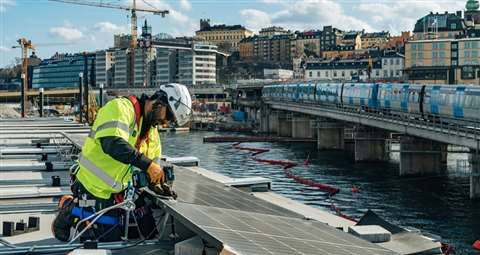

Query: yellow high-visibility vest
76;97;161;199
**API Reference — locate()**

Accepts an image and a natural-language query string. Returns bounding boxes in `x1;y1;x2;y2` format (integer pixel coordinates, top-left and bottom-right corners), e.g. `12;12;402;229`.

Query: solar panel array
173;166;302;218
165;202;398;255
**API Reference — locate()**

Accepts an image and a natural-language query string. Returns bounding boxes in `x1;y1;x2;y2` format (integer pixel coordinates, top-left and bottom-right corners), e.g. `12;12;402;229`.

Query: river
161;131;480;254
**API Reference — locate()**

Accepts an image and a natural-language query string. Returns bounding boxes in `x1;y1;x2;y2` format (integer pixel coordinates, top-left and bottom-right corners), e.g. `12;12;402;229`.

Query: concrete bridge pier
316;120;345;150
292;114;314;138
469;150;480;199
353;128;389;162
277;111;292;137
399;137;446;176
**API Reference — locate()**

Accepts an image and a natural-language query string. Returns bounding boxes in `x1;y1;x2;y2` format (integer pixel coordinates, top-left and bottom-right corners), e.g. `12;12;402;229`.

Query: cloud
240;9;272;32
179;0;191;11
244;0;373;32
0;46;12;52
356;0;465;34
0;0;15;12
49;26;84;41
94;22;128;34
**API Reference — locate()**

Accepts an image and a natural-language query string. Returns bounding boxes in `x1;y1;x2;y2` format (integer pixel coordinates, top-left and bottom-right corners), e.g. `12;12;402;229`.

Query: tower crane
49;0;169;87
12;38;35;118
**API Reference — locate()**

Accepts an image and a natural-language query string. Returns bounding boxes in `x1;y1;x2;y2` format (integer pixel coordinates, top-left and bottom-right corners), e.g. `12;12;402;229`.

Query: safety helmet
154;83;192;127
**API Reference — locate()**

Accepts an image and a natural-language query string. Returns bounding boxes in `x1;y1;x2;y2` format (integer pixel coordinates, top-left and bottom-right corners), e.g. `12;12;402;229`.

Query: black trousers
71;181;123;242
71;181;158;242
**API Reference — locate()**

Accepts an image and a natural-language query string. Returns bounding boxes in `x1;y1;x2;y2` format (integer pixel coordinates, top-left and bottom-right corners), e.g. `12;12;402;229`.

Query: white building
178;44;217;86
305;58;383;82
381;51;405;80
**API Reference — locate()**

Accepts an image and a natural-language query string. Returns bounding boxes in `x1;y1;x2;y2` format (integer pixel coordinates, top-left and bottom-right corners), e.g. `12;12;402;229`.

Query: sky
0;0;468;68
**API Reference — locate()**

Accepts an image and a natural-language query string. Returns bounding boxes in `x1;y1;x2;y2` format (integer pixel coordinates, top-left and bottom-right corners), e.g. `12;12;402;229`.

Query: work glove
151;183;177;200
146;162;165;185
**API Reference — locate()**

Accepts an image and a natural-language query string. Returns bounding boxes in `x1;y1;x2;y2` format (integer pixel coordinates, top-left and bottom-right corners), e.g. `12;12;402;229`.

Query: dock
0;117;442;254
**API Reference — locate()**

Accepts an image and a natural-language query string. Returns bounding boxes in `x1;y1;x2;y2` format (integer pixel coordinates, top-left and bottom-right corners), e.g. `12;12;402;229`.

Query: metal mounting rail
267;101;480;150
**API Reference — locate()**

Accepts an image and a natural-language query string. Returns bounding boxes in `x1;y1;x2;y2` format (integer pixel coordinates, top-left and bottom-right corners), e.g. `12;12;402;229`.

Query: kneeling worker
52;84;192;242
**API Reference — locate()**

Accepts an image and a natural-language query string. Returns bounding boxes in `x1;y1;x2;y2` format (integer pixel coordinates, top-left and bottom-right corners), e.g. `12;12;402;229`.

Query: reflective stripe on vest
88;121;130;139
79;154;123;192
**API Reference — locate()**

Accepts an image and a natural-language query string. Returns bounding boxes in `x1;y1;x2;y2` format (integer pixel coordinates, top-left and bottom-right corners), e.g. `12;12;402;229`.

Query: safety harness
73;95;150;226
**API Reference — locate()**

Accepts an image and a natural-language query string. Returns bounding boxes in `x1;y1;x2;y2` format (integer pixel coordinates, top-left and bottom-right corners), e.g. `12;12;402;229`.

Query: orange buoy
473;240;480;250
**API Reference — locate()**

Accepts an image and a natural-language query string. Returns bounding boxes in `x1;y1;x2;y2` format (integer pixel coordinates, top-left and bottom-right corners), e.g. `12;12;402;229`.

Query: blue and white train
262;83;480;121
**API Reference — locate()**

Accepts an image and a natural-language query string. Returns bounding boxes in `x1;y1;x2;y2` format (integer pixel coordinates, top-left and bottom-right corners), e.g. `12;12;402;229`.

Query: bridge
261;100;480;199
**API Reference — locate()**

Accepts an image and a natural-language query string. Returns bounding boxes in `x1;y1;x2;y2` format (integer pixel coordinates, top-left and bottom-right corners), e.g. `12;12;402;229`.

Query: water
161;131;480;254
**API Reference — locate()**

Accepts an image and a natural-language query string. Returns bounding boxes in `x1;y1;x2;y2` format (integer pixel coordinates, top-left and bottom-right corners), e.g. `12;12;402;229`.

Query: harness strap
72;207;119;225
127;95;150;151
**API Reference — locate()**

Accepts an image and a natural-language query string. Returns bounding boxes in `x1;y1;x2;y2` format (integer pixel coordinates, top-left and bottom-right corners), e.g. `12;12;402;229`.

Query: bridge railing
266;99;480;149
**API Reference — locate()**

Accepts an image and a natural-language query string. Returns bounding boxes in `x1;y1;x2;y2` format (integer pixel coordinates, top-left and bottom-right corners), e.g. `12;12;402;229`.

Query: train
262;83;480;122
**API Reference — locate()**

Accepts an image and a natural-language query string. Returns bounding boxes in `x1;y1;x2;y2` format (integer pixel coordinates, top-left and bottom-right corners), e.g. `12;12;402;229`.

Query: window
326;71;329;77
461;66;475;79
396;59;400;65
333;71;337;77
390;59;394;65
384;59;388;65
376;70;380;76
452;43;458;49
396;70;400;76
309;71;312;77
317;71;320;77
451;23;457;30
390;70;394;77
383;70;388;77
342;71;345;77
452;60;458;66
452;51;457;58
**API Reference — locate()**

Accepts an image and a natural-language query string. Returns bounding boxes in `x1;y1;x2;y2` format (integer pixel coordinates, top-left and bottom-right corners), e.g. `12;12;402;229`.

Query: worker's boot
51;195;75;242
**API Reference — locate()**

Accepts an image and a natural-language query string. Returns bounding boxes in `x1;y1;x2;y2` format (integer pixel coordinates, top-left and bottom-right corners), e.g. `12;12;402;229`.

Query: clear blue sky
0;0;466;67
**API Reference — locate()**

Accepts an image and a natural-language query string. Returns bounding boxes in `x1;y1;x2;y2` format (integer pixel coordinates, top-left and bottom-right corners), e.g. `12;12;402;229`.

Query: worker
52;83;192;242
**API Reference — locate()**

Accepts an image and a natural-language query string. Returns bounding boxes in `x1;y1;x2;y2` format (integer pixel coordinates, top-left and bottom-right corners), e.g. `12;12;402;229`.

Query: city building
340;31;363;49
252;35;272;62
259;26;289;36
361;31;390;49
113;49;128;88
413;12;466;40
385;31;412;50
405;37;480;84
291;30;322;58
238;36;254;62
381;51;405;80
465;0;480;26
304;58;382;81
31;53;95;89
321;45;362;59
133;47;156;87
156;48;177;84
195;19;253;52
320;26;344;52
177;44;218;86
95;49;114;88
114;34;132;48
270;34;292;64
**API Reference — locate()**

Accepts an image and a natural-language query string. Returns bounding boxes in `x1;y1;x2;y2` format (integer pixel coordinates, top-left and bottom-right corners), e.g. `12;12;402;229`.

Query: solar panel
164;202;398;255
172;166;301;218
